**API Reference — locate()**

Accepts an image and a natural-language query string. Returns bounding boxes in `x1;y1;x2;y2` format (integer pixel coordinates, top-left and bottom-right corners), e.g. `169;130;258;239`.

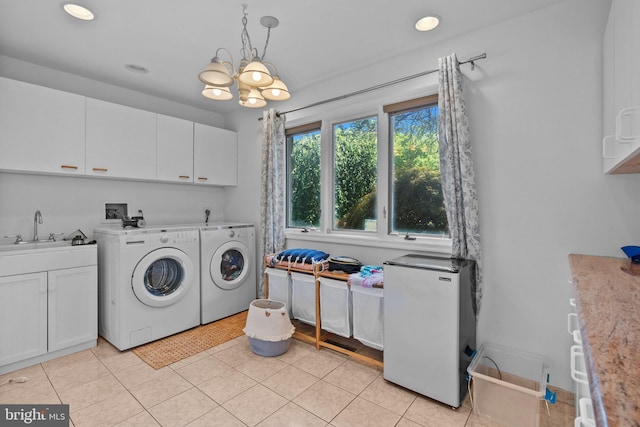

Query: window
333;116;378;231
285;94;448;241
386;96;448;236
286;122;321;229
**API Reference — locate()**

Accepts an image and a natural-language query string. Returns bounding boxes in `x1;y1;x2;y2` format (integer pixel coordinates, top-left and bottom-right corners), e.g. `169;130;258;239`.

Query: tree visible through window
333;117;378;231
286;125;321;228
390;100;448;235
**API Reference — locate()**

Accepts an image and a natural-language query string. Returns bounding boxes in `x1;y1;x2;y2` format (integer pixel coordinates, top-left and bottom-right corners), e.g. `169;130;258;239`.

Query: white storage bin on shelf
350;284;383;350
291;272;316;326
318;277;352;338
467;342;549;427
265;267;292;317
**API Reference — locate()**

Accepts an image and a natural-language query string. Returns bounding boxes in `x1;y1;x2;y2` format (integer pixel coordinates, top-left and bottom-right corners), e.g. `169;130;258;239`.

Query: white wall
0;172;226;241
227;0;636;391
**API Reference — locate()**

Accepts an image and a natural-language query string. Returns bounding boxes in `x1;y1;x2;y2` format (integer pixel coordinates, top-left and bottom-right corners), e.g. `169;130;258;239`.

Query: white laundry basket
243;299;295;357
319;277;352;338
351;285;383;350
265;267;292;317
291;272;317;326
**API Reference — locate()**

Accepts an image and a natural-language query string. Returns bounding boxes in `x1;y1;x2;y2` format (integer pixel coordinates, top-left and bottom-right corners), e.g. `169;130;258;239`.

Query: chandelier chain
240;6;253;60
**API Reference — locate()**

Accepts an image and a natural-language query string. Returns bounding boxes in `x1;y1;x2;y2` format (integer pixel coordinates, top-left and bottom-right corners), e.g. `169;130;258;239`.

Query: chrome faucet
33;210;43;241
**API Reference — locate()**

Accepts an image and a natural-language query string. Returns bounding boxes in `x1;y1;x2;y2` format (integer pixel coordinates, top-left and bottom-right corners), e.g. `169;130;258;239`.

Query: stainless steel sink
0;240;96;276
0;240;72;253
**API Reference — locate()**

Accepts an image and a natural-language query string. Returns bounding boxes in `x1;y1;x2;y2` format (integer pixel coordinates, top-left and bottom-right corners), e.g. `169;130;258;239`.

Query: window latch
404;232;416;241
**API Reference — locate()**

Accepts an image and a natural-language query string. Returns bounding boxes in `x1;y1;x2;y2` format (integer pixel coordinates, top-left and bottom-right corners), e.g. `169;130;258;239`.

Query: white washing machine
200;223;256;324
94;226;200;350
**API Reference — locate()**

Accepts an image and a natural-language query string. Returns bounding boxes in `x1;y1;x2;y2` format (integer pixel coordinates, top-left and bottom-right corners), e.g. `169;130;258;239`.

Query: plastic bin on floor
265;267;292;317
467;342;549;427
318;277;352;338
291;272;316;326
351;284;383;350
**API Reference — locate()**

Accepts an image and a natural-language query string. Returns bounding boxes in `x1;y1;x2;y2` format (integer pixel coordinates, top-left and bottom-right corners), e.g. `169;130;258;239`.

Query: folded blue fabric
276;248;329;264
360;265;383;277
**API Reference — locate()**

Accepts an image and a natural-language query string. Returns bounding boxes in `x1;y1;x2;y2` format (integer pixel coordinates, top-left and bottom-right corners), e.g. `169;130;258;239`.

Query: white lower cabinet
0;273;48;366
0;265;97;373
48;266;98;352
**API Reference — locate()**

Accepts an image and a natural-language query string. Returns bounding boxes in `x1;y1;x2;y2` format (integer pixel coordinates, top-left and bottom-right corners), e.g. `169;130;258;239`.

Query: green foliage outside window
333;117;377;230
392;106;448;235
288;131;321;228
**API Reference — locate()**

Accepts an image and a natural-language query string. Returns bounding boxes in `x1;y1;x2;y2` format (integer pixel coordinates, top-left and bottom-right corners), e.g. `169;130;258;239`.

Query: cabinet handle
197;177;208;181
60;165;78;170
570;345;589;385
179;175;190;179
93;167;108;172
616;106;639;142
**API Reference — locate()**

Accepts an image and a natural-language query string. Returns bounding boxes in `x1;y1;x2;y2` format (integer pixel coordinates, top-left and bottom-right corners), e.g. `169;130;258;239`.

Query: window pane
333;117;377;231
391;105;448;235
287;129;321;228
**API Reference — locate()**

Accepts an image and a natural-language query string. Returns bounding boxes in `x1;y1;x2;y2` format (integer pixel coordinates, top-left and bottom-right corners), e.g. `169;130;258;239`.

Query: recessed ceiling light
63;4;95;21
125;64;149;74
415;15;440;32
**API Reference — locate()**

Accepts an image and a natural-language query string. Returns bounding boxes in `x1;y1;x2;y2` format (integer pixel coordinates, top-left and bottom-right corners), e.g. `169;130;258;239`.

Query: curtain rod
257;53;486;121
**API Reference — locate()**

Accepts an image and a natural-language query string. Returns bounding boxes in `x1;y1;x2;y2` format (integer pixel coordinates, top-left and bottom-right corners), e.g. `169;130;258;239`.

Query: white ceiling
0;0;566;115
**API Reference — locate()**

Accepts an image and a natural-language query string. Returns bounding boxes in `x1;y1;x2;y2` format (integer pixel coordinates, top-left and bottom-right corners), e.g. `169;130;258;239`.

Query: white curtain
259;109;286;297
438;53;483;317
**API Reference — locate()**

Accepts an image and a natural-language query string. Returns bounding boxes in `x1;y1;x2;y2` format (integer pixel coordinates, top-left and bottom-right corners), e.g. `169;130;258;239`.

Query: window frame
284;92;452;253
285;121;322;230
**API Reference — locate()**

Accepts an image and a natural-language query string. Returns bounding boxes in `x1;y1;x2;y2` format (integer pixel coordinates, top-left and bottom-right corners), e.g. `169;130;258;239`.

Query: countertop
568;254;640;427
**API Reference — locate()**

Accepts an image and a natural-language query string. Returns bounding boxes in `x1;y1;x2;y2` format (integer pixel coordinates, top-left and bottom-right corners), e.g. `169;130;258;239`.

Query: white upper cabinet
603;0;640;174
0;77;85;175
86;98;157;180
156;114;194;183
193;123;238;186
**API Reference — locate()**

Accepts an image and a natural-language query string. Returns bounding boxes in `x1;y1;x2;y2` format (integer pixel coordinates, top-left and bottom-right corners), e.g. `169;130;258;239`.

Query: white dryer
94;226;200;350
200;223;256;324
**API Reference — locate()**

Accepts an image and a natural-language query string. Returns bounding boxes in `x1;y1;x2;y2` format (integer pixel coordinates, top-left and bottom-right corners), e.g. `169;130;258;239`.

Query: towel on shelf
349;271;384;288
360;265;383;277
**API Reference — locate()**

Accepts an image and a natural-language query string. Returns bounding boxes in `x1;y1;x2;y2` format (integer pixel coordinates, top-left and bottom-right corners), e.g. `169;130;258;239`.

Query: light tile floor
0;336;575;426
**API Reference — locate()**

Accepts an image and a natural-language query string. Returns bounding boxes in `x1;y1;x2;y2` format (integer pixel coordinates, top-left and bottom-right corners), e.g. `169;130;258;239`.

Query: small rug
132;310;248;369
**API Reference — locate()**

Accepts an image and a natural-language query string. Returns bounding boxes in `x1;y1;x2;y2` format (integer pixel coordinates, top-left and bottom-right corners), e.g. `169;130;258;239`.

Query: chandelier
198;5;290;108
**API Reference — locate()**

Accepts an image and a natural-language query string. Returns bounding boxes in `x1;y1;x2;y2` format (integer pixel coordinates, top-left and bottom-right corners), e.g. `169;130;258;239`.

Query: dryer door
210;241;250;290
132;247;194;307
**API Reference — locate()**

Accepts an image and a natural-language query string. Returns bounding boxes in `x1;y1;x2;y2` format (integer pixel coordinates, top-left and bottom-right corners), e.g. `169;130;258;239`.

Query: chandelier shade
198;58;234;87
202;85;233;100
197;6;289;108
238;60;274;87
261;76;290;101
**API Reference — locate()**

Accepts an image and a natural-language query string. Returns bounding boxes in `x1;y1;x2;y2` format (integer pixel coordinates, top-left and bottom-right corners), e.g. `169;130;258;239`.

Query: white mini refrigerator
383;254;476;408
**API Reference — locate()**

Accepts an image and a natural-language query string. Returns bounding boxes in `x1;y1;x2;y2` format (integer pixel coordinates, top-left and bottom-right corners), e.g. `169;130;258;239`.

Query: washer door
132;247;194;307
210;241;250;290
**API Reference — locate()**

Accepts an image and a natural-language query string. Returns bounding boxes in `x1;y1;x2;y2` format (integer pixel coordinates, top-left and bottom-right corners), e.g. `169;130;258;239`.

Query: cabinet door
86;98;157;180
613;0;634;116
603;3;615;139
0;273;47;366
193;123;238;186
0;77;85;175
48;266;97;352
157;114;194;183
